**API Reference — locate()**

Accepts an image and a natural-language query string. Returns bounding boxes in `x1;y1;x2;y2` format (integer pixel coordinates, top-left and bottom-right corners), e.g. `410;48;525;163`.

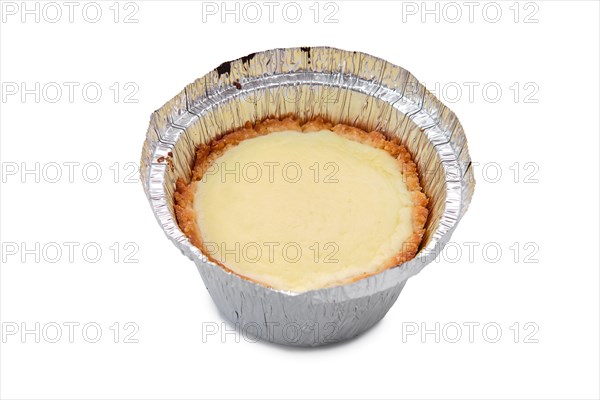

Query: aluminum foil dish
140;47;474;346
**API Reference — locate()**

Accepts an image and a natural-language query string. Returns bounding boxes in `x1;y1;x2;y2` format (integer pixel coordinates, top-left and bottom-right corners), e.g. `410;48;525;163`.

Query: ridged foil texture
141;47;474;346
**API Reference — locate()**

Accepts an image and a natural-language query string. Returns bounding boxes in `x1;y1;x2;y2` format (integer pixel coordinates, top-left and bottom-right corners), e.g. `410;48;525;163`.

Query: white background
1;1;599;399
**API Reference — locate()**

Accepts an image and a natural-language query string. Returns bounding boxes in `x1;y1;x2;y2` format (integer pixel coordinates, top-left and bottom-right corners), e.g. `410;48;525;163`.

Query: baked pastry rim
174;116;429;291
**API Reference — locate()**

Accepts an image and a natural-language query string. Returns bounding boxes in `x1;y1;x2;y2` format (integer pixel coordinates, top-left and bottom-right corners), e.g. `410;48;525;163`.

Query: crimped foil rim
141;46;473;300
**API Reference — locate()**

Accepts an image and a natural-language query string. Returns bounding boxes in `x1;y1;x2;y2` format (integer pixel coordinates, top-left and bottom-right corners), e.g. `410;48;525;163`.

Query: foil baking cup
140;47;475;346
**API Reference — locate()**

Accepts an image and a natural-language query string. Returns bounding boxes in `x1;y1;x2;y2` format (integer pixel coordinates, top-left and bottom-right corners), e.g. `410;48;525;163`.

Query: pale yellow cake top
193;129;416;292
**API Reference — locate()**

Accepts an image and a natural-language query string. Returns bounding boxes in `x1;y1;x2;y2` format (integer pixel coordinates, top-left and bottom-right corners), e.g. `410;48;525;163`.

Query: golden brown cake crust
174;116;429;289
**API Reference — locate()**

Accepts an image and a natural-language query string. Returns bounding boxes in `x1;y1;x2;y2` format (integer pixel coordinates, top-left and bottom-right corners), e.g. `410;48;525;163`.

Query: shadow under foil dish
141;47;474;346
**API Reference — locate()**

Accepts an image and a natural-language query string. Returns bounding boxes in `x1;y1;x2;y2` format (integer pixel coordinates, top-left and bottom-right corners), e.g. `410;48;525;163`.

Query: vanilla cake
175;117;428;292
